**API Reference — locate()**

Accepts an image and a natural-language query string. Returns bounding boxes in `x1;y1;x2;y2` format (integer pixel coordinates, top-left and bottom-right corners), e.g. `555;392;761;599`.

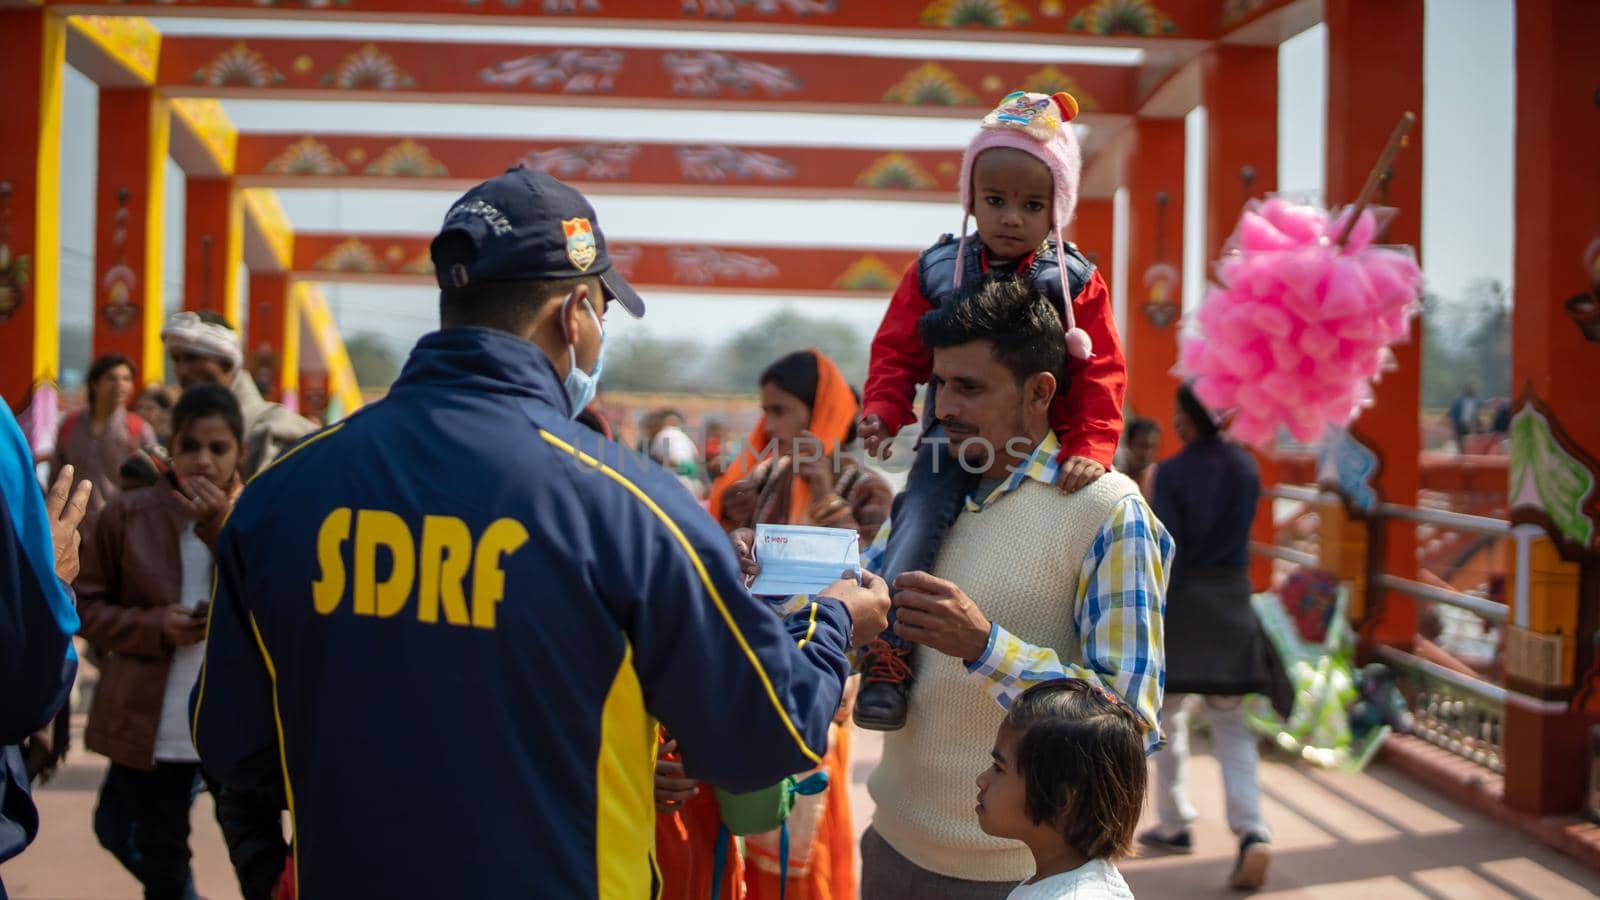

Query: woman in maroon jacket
77;384;242;900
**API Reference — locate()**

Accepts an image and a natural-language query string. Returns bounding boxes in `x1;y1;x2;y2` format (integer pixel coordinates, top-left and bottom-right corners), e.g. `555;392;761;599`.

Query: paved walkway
6;731;1599;898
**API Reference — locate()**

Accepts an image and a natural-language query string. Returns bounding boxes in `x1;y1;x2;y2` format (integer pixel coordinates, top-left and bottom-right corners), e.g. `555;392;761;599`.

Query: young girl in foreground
976;680;1148;899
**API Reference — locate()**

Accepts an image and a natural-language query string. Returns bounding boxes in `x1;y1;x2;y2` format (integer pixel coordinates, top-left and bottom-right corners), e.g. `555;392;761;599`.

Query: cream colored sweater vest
868;471;1139;883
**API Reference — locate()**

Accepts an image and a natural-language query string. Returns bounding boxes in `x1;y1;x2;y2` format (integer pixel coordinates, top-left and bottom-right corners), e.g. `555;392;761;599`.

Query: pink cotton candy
1237;211;1299;252
1332;207;1378;251
1173;195;1424;449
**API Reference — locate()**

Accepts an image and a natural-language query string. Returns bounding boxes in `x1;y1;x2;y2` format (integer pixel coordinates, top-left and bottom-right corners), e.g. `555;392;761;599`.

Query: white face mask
561;294;605;418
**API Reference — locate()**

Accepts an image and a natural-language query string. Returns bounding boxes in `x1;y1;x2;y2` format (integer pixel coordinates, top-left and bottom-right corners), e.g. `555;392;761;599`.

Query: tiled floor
849;731;1600;899
7;731;1599;898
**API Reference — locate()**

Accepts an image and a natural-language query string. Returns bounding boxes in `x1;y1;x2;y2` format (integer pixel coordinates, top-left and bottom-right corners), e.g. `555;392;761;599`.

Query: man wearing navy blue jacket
191;168;890;899
2;403;91;899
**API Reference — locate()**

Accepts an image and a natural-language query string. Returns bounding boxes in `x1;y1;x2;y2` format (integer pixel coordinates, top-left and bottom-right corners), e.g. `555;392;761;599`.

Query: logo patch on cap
562;217;597;272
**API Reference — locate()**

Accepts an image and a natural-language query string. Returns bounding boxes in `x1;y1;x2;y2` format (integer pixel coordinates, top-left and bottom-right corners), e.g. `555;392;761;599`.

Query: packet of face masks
747;524;861;600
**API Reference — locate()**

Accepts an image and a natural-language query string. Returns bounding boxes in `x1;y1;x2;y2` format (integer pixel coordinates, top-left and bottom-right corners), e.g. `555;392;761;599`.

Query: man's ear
1027;370;1057;413
558;283;588;341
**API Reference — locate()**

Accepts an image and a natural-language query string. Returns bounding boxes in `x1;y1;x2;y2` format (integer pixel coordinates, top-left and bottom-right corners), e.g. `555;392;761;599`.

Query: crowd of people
2;89;1285;900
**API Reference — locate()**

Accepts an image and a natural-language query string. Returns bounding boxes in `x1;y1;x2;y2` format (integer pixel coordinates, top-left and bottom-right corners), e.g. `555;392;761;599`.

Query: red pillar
1326;0;1423;649
93;88;168;386
247;271;290;402
1203;45;1280;590
1501;0;1600;817
1068;196;1114;277
0;10;64;414
183;177;242;325
1122;120;1185;456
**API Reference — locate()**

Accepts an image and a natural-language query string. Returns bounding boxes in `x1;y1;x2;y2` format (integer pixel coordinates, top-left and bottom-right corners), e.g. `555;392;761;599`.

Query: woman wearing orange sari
709;349;892;900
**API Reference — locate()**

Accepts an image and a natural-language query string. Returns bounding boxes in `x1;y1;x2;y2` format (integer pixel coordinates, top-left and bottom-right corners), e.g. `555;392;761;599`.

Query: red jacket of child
862;246;1126;469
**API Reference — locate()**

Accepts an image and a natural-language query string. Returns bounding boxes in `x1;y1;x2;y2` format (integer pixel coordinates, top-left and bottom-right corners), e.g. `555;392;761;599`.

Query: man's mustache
940;418;981;434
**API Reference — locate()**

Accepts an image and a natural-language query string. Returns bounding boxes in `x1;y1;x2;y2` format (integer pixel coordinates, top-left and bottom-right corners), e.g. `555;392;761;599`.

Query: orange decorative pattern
855;153;939;191
833;256;904;292
1068;0;1180;35
919;0;1032;28
312;238;382;273
321;44;415;91
235;134;963;199
189;42;286;87
43;0;1219;41
882;62;978;106
291;233;917;295
157;37;1140;117
263;137;348;176
365;139;448;177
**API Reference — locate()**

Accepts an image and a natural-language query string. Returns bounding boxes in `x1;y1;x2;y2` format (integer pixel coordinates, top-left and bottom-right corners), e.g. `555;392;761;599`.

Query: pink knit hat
955;90;1091;360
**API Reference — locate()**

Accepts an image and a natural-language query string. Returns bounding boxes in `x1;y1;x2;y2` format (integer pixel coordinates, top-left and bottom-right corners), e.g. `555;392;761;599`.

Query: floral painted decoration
364;140;449;177
263;137;350;176
322;45;416;91
833;256;902;292
191;42;286;88
882;62;978;106
855;153;939;191
312;239;382;274
918;0;1031;28
1067;0;1179;35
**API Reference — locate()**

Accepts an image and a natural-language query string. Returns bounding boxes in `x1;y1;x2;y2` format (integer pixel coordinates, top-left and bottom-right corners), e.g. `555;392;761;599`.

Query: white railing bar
1248;541;1319;568
1373;574;1509;622
1374;645;1508;705
1377;503;1513;537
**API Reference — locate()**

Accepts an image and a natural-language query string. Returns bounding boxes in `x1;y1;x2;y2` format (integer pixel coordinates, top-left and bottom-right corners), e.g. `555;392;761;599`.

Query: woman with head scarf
692;349;890;900
709;350;892;549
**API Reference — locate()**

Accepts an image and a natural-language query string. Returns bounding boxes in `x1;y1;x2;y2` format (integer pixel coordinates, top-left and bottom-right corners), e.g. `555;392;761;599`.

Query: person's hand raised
46;465;92;584
173;476;240;549
818;570;891;648
792;430;835;495
729;528;760;584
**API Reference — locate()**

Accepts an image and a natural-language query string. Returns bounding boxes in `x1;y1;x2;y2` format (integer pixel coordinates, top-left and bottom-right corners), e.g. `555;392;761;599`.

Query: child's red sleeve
1049;269;1126;468
861;263;934;437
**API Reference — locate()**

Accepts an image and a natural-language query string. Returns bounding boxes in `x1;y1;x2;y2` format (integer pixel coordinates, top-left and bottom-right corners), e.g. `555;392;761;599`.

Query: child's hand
859;415;892;460
1055;456;1106;493
654;739;698;814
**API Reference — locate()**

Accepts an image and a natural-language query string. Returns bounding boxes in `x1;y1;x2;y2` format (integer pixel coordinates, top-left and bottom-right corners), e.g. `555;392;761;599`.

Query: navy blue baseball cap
430;166;644;317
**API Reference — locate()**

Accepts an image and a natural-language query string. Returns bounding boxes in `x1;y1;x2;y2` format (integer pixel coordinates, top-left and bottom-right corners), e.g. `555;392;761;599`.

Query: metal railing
1376;645;1505;774
1373;573;1509;623
1254;482;1517;775
1248;541;1318;568
1378;502;1513;537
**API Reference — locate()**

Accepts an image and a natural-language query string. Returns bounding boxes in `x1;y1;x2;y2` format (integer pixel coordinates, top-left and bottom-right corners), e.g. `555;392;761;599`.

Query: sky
53;0;1515;384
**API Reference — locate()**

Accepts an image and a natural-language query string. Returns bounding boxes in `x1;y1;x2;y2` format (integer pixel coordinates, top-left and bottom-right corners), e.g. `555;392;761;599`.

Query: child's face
971;148;1054;263
976;725;1036;840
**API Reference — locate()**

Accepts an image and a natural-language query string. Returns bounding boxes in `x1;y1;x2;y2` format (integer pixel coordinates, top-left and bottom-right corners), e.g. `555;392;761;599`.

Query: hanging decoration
100;187;139;331
1141;191;1178;328
0;183;27;323
1177;113;1424;448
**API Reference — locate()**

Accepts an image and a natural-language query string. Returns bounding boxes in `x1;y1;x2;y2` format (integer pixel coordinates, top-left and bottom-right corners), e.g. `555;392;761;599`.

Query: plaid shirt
863;433;1173;750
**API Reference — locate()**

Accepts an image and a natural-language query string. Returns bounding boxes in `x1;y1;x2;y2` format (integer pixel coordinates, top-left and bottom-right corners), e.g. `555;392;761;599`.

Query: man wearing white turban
161;311;316;479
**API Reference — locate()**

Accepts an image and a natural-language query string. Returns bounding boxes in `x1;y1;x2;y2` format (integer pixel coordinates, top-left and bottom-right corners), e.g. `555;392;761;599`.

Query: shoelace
861;639;914;685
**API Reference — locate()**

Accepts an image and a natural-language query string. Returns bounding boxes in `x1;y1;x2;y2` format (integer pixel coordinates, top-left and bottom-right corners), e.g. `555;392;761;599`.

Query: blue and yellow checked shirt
863;433;1174;750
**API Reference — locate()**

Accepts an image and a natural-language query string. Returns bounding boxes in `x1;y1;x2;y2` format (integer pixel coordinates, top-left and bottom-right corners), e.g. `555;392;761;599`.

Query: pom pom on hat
1066;327;1093;361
